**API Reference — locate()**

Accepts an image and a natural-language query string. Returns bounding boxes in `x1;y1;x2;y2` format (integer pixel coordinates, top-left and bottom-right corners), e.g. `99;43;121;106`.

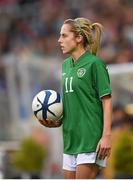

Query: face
58;24;79;54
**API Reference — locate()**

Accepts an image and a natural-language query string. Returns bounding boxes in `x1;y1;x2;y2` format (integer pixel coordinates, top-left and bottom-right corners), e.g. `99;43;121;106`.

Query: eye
62;33;67;38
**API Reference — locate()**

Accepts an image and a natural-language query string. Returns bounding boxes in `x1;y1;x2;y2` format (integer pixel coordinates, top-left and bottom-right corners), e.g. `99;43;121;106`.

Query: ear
76;35;83;43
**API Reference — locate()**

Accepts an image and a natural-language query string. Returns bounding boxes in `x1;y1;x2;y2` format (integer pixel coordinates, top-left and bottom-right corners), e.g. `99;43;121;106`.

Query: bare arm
102;95;112;136
96;95;112;159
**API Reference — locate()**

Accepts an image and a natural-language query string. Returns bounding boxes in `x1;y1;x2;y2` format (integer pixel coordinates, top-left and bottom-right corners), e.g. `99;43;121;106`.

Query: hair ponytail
90;23;103;55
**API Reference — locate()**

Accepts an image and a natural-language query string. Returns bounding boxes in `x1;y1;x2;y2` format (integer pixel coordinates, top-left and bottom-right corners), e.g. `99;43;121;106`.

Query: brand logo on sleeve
77;68;86;77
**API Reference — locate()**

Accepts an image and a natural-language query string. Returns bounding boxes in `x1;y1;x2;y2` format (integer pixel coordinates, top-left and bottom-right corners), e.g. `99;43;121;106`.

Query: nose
58;36;61;43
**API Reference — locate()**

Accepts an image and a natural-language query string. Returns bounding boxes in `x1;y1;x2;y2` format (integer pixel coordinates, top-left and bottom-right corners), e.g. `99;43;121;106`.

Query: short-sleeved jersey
62;51;112;154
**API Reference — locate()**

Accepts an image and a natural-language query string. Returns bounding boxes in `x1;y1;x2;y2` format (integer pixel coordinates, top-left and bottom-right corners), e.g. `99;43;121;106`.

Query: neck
71;47;86;62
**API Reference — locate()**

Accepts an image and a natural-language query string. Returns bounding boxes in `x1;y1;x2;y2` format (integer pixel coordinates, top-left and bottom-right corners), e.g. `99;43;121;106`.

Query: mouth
60;45;65;50
60;45;67;53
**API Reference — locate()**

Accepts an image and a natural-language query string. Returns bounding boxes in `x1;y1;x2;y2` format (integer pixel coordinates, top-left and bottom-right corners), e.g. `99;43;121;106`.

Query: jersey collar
70;51;92;67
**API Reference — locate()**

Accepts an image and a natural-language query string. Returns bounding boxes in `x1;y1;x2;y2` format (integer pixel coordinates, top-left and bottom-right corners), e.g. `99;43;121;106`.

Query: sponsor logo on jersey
62;72;66;76
77;68;86;77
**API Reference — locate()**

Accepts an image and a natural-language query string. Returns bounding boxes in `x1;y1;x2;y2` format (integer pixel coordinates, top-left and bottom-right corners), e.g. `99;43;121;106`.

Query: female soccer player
58;17;112;179
39;17;112;179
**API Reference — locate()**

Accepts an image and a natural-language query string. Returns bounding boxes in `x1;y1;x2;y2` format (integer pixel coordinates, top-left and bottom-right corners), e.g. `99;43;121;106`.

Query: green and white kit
62;51;112;154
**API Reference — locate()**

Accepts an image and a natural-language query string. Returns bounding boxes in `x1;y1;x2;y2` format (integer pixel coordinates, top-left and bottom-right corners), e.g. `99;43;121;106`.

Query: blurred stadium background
0;0;133;178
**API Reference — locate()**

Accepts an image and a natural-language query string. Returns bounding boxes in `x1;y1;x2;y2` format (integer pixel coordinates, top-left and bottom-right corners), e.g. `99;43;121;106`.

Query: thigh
63;154;76;179
76;163;100;179
64;170;76;179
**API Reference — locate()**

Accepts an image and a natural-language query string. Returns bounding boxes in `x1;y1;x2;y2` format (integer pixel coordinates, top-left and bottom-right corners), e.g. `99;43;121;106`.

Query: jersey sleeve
92;60;112;99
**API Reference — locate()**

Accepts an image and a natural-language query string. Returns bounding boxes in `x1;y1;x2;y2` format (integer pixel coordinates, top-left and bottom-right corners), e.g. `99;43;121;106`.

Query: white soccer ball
32;90;63;121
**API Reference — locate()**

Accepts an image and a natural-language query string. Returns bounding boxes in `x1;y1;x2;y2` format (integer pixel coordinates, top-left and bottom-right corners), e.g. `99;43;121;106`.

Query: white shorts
63;152;106;171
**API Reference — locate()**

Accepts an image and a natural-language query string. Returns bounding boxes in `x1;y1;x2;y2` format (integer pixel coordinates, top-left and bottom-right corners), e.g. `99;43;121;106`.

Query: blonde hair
64;17;103;55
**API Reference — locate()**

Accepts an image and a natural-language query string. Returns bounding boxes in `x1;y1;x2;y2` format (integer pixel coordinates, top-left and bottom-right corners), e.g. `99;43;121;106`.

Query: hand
38;119;62;128
96;135;111;160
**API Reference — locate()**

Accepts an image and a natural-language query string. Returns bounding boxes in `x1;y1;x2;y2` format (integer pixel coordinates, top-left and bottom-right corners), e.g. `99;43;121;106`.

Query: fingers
38;119;48;127
54;119;62;127
106;148;111;158
98;148;106;160
38;119;62;128
47;119;62;127
97;147;111;160
47;119;54;126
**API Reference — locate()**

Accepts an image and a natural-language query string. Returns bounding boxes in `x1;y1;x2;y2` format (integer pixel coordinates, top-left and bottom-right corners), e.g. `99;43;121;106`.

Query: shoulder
91;54;106;68
89;53;104;65
84;52;105;67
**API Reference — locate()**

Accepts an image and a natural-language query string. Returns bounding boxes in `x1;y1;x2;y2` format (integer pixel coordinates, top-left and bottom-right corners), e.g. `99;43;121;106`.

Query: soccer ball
32;90;63;121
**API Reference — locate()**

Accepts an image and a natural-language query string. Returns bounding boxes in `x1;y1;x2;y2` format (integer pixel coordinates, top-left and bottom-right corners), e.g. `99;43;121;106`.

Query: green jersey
62;51;112;154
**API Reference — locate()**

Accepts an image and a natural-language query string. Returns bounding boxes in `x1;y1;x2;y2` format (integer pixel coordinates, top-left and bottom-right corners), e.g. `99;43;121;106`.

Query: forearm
96;95;112;159
101;96;112;136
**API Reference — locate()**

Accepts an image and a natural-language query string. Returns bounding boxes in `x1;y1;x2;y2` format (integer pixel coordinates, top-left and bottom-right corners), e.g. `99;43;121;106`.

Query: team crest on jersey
77;68;86;77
